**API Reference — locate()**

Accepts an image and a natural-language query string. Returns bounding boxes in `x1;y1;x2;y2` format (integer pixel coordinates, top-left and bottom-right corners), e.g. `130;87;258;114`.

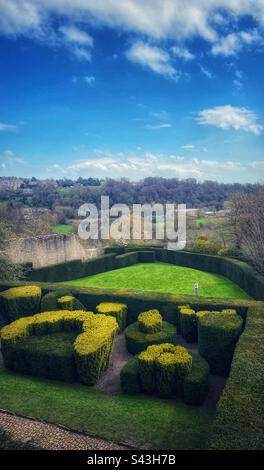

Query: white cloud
181;145;196;150
0;123;18;132
145;123;172;129
211;29;262;56
171;46;194;61
72;47;92;62
196;105;263;135
83;75;95;86
200;66;214;79
59;25;93;47
126;41;177;79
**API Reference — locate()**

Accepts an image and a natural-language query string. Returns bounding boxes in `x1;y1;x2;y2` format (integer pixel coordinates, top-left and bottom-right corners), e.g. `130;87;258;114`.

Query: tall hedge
210;307;264;449
0;286;41;322
198;312;243;375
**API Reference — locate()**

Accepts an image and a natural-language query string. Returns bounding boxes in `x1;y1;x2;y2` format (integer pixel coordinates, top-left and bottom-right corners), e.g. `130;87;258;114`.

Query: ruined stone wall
6;234;103;268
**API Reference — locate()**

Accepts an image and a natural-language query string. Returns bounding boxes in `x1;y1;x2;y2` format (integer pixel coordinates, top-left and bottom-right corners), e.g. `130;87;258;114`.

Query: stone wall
6;234;103;268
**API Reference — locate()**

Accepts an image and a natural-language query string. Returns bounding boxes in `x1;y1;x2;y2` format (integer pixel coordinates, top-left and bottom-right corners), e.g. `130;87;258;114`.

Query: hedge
125;320;177;354
120;356;140;394
0;286;41;322
114;252;138;269
210;307;264;449
138;310;162;334
57;295;85;311
1;310;118;385
121;343;209;404
40;288;72;312
96;302;127;331
179;307;197;343
198;311;243;375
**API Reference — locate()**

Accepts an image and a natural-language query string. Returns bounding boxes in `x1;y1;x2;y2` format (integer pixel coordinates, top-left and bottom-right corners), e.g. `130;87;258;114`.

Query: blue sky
0;0;264;183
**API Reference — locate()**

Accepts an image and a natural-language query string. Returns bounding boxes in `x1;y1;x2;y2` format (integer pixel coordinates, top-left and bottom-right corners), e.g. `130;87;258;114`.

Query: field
52;224;73;235
0;371;212;450
63;262;251;299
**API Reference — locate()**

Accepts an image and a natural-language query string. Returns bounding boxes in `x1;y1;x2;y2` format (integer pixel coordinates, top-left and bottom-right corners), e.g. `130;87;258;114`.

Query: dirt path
0;411;131;450
95;333;132;394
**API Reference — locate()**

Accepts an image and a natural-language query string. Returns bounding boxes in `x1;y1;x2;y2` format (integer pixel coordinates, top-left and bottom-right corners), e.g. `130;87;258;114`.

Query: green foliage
138;309;162;334
125;320;177;354
57;295;85;311
1;310;118;385
120;356;140;394
210;307;264;449
0;285;41;322
40;288;71;312
198;311;243;375
96;302;127;331
183;353;209;405
192;237;219;255
179;307;197;343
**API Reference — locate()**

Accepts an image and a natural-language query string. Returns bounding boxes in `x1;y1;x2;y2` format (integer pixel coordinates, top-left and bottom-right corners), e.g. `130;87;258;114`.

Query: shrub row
1;310;118;385
120;344;209;405
210;307;264;449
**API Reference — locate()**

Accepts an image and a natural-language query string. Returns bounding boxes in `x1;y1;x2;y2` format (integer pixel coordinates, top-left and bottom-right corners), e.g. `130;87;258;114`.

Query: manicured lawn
52;224;73;234
63;262;251;299
0;371;212;449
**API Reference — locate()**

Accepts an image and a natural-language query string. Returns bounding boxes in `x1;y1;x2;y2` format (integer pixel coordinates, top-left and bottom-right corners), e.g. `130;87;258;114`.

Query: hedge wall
210;306;264;449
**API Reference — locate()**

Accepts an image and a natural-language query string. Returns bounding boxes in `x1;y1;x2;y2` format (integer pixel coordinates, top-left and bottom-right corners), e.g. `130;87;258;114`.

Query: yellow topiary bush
1;310;118;385
138;309;162;334
178;307;197;343
96;302;127;331
0;286;41;322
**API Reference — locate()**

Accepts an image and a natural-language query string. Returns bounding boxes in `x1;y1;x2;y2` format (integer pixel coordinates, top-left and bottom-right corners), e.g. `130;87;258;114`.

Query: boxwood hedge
0;286;41;322
125;319;177;354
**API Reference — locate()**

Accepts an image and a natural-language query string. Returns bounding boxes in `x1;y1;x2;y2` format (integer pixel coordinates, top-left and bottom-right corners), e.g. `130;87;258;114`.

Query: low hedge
57;295;85;311
114;252;138;269
121;343;209;404
198;312;243;375
1;310;118;385
138;310;162;334
210;307;264;449
137;251;156;263
0;286;41;322
183;352;209;405
120;355;140;394
125;320;177;354
96;302;127;331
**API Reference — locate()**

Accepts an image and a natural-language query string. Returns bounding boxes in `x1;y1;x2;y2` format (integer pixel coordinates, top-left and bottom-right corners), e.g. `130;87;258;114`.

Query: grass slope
63;262;251;299
0;371;212;450
52;224;73;234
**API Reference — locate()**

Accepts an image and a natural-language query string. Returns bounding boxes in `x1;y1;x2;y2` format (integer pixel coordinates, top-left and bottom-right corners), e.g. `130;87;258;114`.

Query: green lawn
52;224;73;234
0;371;212;449
63;262;251;299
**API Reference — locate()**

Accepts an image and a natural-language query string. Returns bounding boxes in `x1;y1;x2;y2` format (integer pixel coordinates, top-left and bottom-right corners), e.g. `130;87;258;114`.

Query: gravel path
0;411;130;450
95;333;132;394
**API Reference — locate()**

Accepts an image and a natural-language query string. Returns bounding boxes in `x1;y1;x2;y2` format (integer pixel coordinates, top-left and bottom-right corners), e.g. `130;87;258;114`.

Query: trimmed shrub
120;356;140;394
137;344;173;393
125;320;177;354
40;288;71;312
179;307;197;343
96;302;127;331
210;307;264;449
114;252;138;269
138;309;162;334
183;352;209;405
198;311;243;375
57;295;85;311
0;286;41;322
1;310;118;385
138;251;156;263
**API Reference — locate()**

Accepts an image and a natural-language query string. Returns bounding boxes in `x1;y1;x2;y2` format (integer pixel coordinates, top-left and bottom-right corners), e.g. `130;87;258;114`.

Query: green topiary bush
179;307;197;343
125;318;177;355
138;309;162;334
57;295;85;311
198;311;243;375
40;289;71;312
120;356;140;394
1;310;119;385
96;302;127;331
0;286;41;322
183;352;209;405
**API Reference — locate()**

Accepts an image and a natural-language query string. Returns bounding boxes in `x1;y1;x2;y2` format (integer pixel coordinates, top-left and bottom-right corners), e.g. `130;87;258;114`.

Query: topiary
125;319;177;355
138;309;162;334
120;356;140;394
179;307;197;343
183;352;209;405
57;295;85;311
198;311;243;375
96;302;127;331
0;286;41;322
40;289;71;312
